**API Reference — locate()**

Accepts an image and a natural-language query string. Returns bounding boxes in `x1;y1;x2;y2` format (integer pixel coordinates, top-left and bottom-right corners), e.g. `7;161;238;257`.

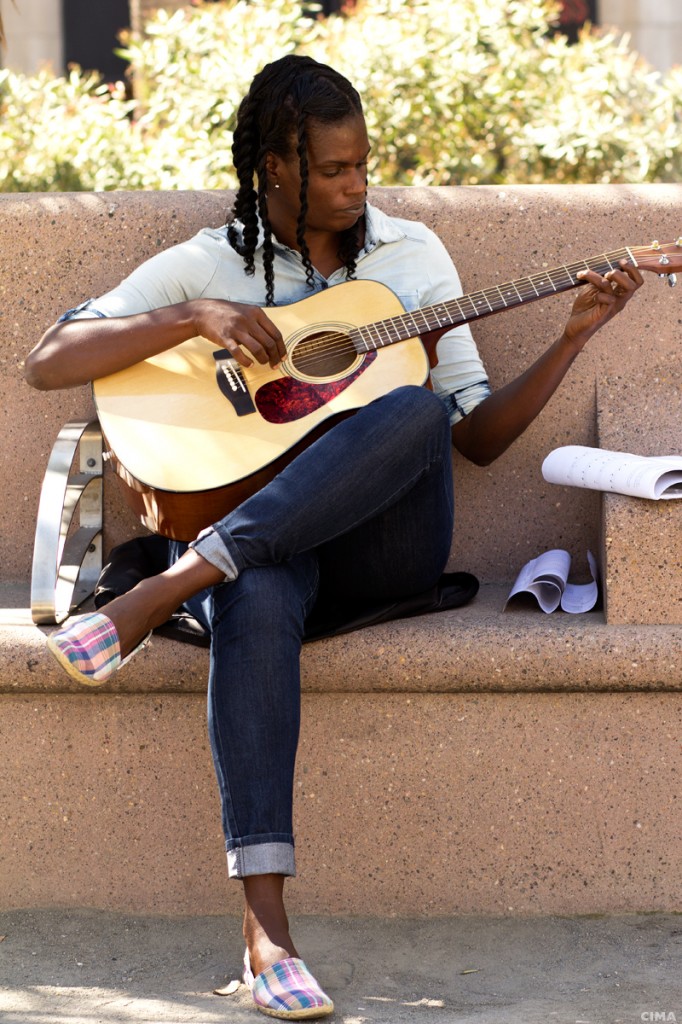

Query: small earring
273;183;280;190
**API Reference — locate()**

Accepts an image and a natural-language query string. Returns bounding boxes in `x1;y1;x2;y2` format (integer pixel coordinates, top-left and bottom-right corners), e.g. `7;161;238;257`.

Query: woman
25;55;641;1020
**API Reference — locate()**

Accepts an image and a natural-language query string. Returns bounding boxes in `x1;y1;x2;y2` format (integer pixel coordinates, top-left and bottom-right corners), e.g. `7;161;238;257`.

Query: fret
383;317;403;342
469;291;493;314
410;309;434;333
433;304;455;328
350;245;659;354
457;294;479;319
530;273;557;294
354;328;372;353
449;297;468;325
366;322;388;348
556;265;575;287
506;280;524;303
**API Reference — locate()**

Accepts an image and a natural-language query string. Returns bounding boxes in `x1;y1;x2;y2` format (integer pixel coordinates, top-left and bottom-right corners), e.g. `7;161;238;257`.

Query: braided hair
228;55;364;306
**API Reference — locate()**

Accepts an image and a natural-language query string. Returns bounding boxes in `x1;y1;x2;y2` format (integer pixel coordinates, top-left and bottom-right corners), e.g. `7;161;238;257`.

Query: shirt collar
363;201;406;246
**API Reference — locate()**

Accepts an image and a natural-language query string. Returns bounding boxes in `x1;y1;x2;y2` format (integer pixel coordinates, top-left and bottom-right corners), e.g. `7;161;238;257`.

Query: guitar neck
353;246;634;351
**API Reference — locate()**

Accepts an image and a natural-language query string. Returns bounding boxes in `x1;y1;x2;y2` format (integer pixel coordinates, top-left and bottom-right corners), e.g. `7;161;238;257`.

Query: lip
340;203;366;218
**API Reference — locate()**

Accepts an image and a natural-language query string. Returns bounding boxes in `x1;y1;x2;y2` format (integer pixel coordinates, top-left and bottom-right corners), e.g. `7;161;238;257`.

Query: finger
228;331;280;367
605;269;635;291
237;328;281;366
578;268;637;304
604;269;645;303
579;260;643;299
620;258;644;280
576;269;619;300
253;310;287;365
225;314;285;367
615;260;644;289
220;316;285;368
576;269;610;289
219;335;257;368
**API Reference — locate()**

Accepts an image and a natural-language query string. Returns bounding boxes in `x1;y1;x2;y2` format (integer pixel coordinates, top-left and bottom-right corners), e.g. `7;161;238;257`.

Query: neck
267;205;365;277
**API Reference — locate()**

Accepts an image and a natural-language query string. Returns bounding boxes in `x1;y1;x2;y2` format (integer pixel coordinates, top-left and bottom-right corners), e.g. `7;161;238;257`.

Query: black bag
95;535;479;647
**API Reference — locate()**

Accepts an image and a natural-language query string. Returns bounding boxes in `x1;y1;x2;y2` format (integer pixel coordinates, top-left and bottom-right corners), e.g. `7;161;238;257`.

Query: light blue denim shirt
62;202;491;425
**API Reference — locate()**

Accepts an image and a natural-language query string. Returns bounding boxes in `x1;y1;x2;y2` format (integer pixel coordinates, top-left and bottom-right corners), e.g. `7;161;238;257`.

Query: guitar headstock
630;239;682;285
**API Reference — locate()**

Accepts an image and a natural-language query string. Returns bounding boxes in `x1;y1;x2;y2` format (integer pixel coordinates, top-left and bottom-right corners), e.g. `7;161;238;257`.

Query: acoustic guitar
93;240;682;540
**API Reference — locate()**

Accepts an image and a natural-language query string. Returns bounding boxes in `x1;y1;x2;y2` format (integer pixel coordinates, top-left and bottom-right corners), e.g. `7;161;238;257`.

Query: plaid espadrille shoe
243;951;334;1020
47;611;150;687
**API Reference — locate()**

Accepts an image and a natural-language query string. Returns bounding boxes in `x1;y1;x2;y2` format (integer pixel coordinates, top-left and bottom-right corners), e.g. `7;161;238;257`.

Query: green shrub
0;68;137;191
1;0;680;191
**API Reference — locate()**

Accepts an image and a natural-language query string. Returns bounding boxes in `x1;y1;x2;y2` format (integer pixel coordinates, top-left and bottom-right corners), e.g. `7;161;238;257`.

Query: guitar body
93;280;429;540
92;237;682;540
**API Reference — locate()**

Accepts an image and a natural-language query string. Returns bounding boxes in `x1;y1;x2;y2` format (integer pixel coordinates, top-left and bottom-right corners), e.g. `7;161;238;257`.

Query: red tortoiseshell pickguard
255;352;377;424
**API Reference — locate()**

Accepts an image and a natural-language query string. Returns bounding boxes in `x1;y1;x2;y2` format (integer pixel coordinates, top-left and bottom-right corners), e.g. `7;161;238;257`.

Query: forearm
451;261;644;466
24;302;199;391
452;331;581;466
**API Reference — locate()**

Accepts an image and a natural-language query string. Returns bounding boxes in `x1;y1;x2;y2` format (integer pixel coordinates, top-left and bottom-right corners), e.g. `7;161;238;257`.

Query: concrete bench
1;185;680;918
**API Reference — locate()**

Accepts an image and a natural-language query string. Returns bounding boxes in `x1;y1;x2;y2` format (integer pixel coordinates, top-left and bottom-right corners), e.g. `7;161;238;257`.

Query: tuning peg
676;238;682;247
651;240;661;249
668;273;677;288
659;254;671;265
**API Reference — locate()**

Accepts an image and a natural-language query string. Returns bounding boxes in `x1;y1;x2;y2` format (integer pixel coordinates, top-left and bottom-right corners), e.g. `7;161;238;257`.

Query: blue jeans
179;386;455;878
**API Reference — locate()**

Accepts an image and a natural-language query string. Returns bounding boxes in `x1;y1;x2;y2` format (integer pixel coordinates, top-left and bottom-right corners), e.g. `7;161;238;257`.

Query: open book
542;446;682;500
505;549;599;614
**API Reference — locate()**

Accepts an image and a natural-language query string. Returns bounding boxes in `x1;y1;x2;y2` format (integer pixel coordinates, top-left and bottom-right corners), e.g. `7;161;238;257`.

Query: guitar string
245;246;656;377
275;246;642;373
293;251;635;371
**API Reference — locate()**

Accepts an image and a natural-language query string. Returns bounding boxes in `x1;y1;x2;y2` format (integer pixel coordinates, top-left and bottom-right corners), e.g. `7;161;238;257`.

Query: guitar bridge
213;352;256;416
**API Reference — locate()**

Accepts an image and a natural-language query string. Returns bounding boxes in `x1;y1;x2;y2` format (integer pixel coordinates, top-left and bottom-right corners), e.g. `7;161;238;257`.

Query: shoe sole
47;634;109;687
254;1004;334;1021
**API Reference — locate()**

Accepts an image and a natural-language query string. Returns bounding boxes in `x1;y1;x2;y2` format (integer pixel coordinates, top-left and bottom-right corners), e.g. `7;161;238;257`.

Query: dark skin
25;112;643;975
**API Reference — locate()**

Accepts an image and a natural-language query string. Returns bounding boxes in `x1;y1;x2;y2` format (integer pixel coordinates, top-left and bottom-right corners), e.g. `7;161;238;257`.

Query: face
267;113;370;236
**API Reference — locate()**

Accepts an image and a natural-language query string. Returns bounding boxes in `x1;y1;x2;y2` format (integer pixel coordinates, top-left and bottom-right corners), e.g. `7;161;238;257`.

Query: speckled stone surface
1;688;679;916
1;582;681;696
598;368;682;624
2;582;681;915
3;186;682;918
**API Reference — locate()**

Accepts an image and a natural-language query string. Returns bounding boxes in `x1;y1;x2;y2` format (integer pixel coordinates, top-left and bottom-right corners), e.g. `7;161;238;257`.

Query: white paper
560;551;599;613
506;549;599;615
542;446;682;500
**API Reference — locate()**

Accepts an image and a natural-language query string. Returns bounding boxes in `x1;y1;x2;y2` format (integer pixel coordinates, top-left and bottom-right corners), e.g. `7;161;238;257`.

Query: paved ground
0;910;680;1024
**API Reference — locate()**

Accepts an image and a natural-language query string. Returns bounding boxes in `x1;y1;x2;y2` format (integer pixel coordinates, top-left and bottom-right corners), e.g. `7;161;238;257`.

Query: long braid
228;100;260;278
294;110;315;293
228;55;364;305
255;144;276;307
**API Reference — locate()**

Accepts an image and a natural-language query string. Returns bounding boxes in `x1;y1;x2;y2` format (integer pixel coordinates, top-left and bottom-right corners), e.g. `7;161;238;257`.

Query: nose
346;165;367;196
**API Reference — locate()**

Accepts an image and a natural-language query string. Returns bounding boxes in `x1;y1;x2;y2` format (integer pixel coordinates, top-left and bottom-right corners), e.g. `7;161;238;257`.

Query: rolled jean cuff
226;841;296;879
189;525;239;580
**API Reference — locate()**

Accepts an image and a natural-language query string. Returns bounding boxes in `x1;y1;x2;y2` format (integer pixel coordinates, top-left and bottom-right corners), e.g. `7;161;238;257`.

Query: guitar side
93;280;429;539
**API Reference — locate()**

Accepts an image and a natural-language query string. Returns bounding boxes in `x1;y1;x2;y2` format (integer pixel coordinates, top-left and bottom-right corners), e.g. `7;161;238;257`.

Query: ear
265;152;283;187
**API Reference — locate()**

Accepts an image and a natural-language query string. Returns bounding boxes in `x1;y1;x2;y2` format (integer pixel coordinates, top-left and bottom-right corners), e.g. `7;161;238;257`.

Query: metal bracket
31;420;103;625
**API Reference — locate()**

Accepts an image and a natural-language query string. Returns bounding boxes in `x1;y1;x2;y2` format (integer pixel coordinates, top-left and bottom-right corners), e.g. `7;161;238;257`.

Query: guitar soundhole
290;331;357;379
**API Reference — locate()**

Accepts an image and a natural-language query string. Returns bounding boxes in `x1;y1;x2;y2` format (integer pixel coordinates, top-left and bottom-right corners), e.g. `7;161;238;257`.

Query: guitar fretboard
352;247;634;352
